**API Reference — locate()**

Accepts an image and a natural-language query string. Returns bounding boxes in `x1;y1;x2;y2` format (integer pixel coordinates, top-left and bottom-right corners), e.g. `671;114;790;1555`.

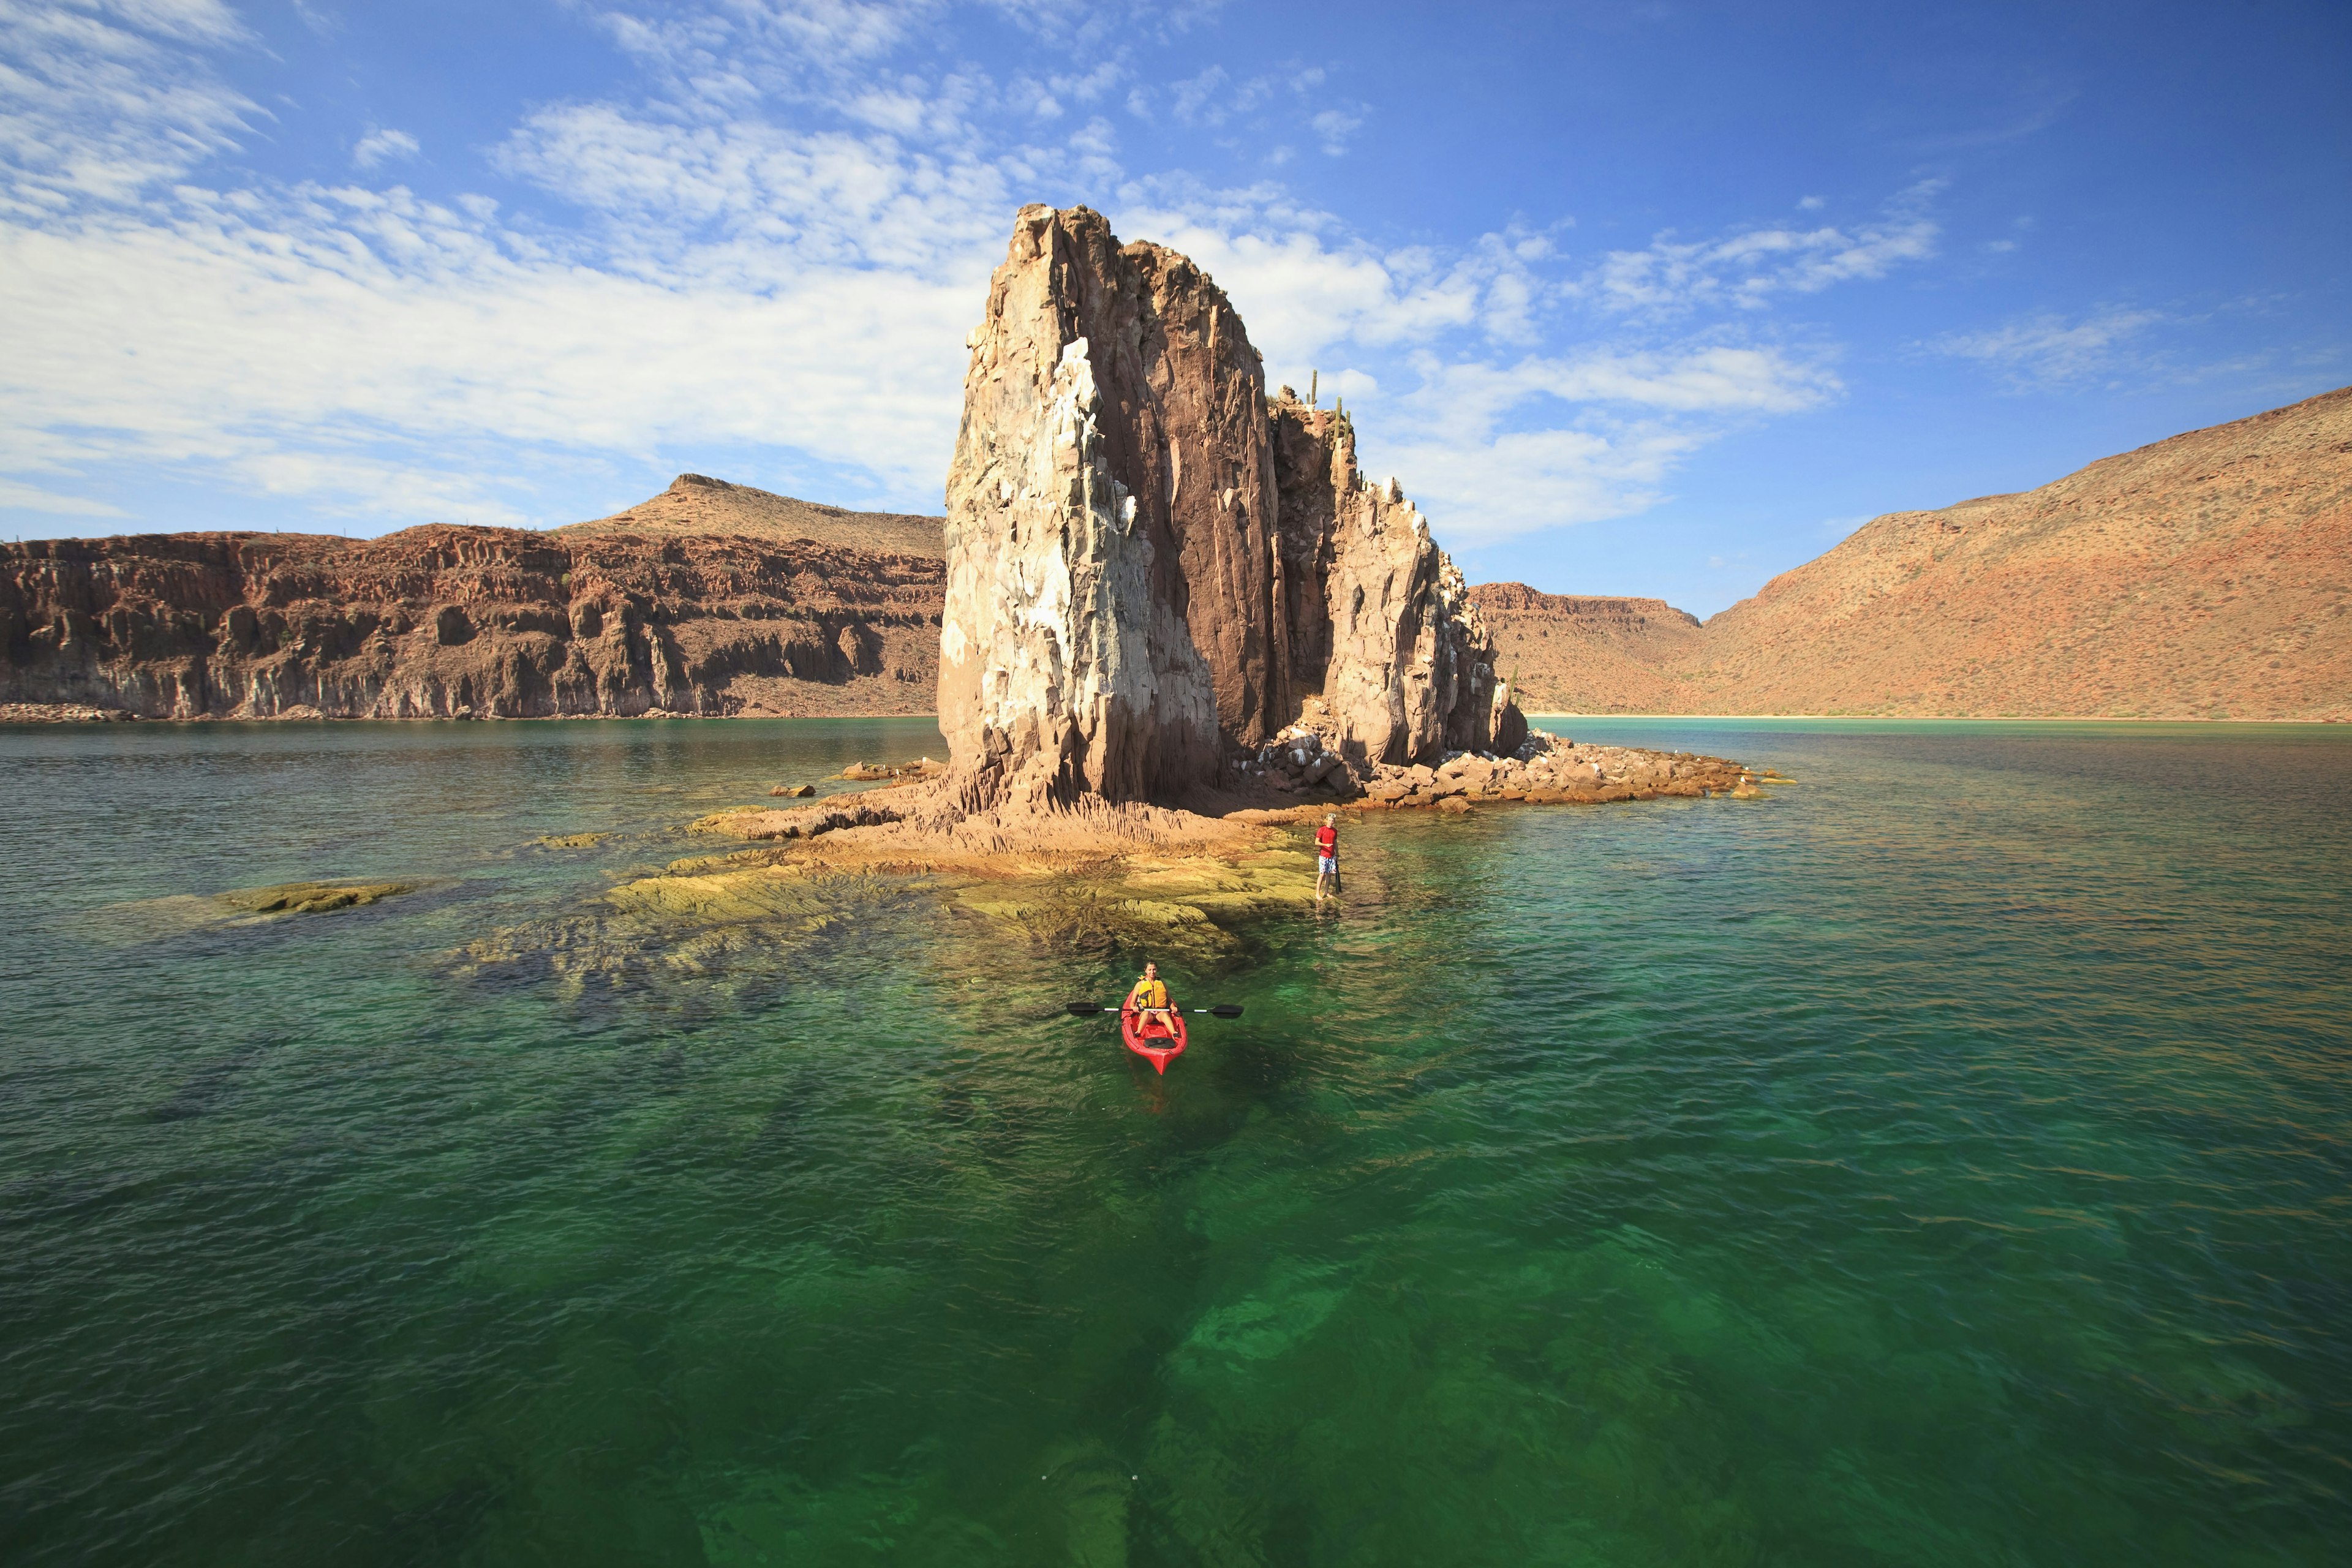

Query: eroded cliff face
1269;395;1507;764
941;205;1279;807
941;205;1514;807
0;526;941;719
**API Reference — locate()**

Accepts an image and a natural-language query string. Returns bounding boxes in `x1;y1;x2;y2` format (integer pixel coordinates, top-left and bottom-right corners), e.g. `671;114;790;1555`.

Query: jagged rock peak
939;204;1520;809
1267;387;1516;767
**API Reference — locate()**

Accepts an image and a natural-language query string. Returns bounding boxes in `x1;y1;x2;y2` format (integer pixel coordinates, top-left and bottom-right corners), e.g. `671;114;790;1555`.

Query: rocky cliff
0;526;941;718
1271;396;1518;761
938;204;1515;807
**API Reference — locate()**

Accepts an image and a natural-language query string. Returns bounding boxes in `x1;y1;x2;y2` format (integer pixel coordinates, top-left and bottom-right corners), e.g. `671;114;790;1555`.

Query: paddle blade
1207;1005;1245;1019
1066;1002;1110;1016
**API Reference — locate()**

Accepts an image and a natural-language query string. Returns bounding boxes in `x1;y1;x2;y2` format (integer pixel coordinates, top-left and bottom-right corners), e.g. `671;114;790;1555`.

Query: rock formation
938;205;1516;808
0;526;941;719
1271;396;1513;763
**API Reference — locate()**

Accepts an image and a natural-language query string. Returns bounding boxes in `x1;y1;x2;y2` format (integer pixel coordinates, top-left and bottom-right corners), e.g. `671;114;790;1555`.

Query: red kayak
1121;1003;1188;1074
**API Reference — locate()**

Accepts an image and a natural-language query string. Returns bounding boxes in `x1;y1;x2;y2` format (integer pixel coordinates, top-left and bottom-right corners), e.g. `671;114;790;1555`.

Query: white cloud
1050;59;1122;104
1170;64;1267;127
1412;347;1838;425
1099;189;1854;545
0;0;258;211
0;478;127;516
1114;184;1487;367
1932;306;2166;387
1585;181;1943;315
489;100;1016;278
0;0;1932;547
352;127;419;168
0;0;1041;525
88;0;246;45
1309;106;1362;154
1381;421;1708;547
0;190;984;522
1353;345;1838;546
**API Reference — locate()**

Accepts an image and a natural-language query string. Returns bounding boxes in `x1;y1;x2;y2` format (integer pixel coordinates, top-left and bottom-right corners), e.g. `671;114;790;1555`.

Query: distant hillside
562;473;945;560
1469;584;1703;714
1693;386;2350;719
1476;385;2351;720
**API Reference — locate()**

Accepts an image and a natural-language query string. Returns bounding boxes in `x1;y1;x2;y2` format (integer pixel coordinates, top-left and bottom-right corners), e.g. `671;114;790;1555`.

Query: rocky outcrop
939;205;1515;808
0;526;941;718
216;881;414;915
1271;395;1503;763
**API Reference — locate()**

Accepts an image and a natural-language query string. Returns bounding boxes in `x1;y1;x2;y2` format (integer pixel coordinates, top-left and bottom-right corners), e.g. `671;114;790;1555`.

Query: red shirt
1316;825;1338;855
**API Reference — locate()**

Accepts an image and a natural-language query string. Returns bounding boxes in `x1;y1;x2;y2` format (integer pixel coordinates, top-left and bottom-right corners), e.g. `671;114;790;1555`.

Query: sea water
2;716;2346;1565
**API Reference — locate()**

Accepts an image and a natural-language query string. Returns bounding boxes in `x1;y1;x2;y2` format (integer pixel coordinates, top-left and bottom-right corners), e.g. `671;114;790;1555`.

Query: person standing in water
1126;962;1175;1032
1314;813;1340;905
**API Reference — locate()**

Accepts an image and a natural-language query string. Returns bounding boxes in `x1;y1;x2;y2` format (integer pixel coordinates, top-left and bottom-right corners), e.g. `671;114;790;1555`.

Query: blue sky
3;0;2346;614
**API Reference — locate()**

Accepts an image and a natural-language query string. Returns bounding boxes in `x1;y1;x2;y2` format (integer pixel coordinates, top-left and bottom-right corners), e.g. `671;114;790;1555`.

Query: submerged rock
0;702;136;723
214;880;413;915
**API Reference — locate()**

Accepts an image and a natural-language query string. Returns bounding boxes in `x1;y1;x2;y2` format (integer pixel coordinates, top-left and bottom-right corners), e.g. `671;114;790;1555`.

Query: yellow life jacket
1129;976;1169;1009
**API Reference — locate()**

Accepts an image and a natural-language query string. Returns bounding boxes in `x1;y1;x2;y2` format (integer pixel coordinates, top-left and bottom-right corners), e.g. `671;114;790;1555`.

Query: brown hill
1;526;941;719
562;473;944;559
1476;385;2352;720
1469;584;1703;714
1692;385;2351;719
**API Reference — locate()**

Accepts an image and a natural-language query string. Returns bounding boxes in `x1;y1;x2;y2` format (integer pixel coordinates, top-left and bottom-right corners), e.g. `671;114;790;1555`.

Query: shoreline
1526;711;2351;725
0;703;935;726
4;699;2346;728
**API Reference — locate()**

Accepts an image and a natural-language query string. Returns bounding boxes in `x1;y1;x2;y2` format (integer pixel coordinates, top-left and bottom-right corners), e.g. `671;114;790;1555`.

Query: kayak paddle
1066;1002;1244;1018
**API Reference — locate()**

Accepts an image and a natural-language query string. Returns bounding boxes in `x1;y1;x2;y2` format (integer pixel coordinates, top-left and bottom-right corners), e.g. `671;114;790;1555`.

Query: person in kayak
1314;813;1340;905
1127;962;1176;1032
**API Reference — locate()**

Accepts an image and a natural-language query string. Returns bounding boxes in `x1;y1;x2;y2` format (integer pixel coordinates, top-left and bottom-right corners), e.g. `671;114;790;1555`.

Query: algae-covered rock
687;807;773;834
602;864;879;927
945;847;1319;963
451;864;920;991
214;881;413;916
768;783;816;797
534;832;609;848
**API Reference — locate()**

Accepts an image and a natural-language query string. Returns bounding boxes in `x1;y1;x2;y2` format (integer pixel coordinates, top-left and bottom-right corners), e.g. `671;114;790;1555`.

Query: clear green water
4;716;2349;1565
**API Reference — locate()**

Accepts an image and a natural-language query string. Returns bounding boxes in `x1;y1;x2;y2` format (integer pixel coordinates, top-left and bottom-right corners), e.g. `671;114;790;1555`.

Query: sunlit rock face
941;205;1520;807
0;527;941;720
941;205;1275;807
1268;395;1504;766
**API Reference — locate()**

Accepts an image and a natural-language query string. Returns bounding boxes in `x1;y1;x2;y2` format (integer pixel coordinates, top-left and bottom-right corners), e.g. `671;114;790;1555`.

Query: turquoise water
3;716;2348;1564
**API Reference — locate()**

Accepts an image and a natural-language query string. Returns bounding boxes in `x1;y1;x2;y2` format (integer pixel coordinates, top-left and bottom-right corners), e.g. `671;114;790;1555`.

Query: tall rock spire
940;205;1518;809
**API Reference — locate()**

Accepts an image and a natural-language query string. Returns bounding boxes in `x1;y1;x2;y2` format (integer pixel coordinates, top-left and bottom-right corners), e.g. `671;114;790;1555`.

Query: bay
2;715;2347;1564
